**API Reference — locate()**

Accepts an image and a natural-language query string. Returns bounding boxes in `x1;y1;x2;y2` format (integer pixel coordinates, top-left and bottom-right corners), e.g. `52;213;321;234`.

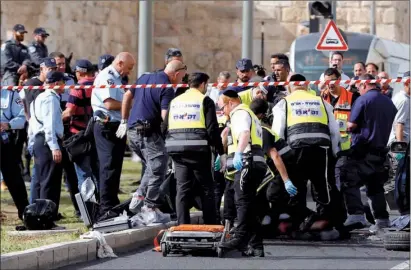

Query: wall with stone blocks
1;1;409;82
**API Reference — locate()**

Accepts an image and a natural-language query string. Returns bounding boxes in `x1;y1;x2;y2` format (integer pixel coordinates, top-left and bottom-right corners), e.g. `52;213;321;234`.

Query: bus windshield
294;49;369;81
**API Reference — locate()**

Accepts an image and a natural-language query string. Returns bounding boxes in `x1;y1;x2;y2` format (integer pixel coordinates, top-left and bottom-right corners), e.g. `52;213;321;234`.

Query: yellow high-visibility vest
285;90;331;148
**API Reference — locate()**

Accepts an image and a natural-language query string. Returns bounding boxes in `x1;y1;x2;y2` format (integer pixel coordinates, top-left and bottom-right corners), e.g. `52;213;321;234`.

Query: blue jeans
74;154;99;190
29;166;38;204
127;128;168;209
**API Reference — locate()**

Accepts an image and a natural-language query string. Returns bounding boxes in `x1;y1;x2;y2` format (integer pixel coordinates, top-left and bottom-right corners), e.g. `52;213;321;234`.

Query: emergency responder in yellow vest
249;98;297;233
272;74;345;240
165;72;226;225
217;89;267;257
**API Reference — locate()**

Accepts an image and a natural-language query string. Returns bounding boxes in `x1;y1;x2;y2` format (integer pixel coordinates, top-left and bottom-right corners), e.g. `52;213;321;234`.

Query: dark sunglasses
168;51;182;57
176;65;187;72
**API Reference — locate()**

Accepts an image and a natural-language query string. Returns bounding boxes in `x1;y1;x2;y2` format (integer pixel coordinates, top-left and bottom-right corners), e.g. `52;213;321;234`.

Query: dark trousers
32;133;63;218
61;146;80;215
15;125;28;177
338;152;389;220
289;147;342;226
94;123;127;215
266;174;290;223
214;170;226;224
172;152;217;225
1;133;29;219
234;161;266;249
314;152;347;228
223;180;237;222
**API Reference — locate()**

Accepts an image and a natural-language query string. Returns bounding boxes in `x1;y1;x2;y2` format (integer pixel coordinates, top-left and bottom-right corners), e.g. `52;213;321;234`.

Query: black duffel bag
63;117;95;162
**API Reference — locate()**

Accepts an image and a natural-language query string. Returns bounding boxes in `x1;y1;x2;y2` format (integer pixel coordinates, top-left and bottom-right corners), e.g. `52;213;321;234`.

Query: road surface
61;235;408;270
60;191;409;270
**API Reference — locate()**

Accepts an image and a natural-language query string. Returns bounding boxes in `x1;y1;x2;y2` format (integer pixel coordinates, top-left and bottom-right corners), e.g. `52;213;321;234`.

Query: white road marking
391;260;410;270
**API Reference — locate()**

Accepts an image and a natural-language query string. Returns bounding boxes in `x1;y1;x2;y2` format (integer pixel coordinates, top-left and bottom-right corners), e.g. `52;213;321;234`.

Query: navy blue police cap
40;57;57;68
13;24;27;33
98;54;114;70
45;71;67;84
34;27;49;36
74;59;93;73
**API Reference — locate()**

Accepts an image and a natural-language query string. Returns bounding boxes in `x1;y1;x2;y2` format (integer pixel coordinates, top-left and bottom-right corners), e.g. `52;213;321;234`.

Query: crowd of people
1;24;410;257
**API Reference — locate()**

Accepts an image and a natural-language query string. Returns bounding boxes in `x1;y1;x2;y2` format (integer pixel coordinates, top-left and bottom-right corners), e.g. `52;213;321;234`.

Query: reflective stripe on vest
277;145;292;156
224;104;265;178
239;89;253;107
166;88;208;153
165;140;208;147
285;90;330;148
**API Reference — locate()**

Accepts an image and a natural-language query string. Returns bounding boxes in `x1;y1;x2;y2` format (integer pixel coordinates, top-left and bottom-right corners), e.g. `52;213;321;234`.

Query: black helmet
23;199;56;230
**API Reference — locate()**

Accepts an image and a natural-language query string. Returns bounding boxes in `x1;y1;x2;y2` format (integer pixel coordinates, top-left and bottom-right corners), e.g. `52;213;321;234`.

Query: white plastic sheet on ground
81;230;117;258
80;177;98;203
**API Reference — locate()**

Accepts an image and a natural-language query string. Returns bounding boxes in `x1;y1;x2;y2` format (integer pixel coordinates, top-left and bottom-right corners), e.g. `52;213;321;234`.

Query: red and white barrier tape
2;78;409;91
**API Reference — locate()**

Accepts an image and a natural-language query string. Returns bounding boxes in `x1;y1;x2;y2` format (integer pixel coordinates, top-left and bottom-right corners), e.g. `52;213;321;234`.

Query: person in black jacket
1;24;32;86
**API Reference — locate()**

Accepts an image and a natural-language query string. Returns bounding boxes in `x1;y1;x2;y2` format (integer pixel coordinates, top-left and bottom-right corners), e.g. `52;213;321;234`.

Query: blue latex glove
214;155;221;171
395;153;405;160
284;179;297;197
233;151;243;171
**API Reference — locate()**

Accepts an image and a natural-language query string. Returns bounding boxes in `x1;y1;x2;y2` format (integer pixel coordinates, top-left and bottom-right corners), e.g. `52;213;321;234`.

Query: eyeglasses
219;103;228;110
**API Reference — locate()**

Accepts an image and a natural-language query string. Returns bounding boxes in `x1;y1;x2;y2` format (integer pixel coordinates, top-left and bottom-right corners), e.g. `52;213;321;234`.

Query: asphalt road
62;235;409;270
61;192;409;270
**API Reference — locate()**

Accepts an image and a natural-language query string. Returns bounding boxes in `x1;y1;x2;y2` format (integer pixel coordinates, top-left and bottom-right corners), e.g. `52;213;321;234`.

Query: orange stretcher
159;222;231;258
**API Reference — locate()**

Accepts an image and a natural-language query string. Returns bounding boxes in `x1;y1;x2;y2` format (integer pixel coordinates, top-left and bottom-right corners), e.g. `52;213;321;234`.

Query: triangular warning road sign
316;20;349;51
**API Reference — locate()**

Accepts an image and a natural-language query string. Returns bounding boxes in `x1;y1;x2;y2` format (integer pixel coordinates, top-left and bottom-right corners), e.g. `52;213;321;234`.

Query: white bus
289;32;410;95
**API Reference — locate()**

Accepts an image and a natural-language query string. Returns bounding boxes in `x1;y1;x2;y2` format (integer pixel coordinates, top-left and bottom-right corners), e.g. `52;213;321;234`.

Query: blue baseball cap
45;71;66;84
40;57;57;68
74;59;93;73
236;58;253;71
98;54;114;70
33;27;49;36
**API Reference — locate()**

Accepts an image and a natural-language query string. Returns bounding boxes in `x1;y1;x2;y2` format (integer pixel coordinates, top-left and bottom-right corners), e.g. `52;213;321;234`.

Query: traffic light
310;1;333;19
309;1;333;33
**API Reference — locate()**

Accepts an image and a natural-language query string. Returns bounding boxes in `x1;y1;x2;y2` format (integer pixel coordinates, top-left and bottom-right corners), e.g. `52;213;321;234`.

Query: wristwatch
120;119;127;124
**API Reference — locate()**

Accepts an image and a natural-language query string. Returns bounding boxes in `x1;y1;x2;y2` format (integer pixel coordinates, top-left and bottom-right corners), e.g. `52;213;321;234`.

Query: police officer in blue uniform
28;71;67;219
1;24;32;86
117;59;186;222
28;27;49;76
1;87;29;219
92;52;136;220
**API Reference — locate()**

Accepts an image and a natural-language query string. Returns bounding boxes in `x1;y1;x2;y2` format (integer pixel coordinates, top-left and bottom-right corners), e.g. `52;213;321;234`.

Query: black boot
219;237;247;251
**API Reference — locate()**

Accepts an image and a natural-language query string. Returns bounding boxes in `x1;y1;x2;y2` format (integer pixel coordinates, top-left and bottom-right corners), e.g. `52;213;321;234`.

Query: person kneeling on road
249;98;297;233
217;90;267;257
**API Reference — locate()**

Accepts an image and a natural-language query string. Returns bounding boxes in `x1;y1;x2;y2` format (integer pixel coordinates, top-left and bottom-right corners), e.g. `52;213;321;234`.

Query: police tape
2;78;410;91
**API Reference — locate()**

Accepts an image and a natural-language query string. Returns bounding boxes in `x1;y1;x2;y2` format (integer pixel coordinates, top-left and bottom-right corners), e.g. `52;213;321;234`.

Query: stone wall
1;1;409;82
